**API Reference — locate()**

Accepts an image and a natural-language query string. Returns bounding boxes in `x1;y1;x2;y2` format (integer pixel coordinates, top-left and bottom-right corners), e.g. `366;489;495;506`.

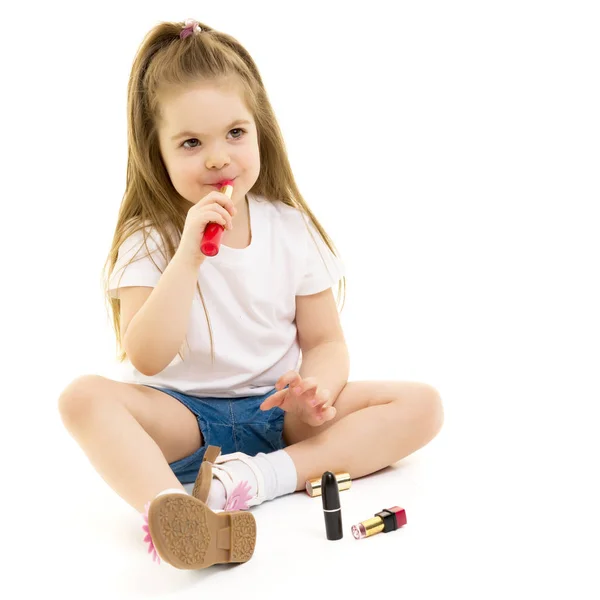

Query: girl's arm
296;289;350;401
121;250;205;376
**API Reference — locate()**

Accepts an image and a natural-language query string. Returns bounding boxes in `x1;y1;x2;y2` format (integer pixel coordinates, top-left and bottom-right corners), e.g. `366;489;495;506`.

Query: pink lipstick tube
200;180;234;257
351;506;407;540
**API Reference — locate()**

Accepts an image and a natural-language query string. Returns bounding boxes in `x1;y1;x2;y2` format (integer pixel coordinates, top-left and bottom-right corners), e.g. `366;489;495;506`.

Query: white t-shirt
108;193;345;398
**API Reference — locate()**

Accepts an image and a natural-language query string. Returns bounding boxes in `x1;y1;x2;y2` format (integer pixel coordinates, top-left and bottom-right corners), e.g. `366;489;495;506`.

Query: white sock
207;479;227;509
206;450;297;510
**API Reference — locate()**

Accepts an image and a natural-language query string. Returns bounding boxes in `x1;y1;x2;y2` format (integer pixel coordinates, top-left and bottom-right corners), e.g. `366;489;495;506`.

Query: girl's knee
417;385;444;437
58;374;109;426
393;383;443;438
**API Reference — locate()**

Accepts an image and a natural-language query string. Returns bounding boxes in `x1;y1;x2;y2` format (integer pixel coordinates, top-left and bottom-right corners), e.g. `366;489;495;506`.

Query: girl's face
157;78;260;206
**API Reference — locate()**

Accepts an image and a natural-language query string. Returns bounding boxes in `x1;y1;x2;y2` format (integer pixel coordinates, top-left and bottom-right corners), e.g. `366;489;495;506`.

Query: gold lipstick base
305;472;351;497
351;517;384;539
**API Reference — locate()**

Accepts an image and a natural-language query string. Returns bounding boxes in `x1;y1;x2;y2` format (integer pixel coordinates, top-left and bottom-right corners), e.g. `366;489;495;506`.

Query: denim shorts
146;386;287;484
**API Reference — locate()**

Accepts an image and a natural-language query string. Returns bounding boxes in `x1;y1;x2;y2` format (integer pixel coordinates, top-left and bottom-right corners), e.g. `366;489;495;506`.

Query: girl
58;18;444;570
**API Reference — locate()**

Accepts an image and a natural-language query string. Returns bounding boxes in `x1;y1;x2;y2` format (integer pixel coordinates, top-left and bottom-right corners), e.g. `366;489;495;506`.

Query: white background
2;1;599;598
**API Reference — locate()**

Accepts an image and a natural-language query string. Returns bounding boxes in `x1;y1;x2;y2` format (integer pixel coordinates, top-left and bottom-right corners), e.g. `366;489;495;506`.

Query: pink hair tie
180;19;201;39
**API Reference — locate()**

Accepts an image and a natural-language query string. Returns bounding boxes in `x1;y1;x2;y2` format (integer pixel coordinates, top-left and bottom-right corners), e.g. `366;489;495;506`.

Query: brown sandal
146;446;257;569
192;445;265;509
192;445;222;502
147;492;256;569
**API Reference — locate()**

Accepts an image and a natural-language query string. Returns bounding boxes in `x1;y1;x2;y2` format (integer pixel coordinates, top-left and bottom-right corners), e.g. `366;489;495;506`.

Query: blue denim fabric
146;386;286;484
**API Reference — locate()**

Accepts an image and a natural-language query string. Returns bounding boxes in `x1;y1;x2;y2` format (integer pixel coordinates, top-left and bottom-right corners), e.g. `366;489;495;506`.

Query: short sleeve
107;228;167;299
296;216;345;296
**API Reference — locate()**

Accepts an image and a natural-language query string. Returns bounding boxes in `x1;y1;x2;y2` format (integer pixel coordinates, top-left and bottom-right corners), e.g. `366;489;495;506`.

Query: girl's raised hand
177;190;237;265
259;371;336;427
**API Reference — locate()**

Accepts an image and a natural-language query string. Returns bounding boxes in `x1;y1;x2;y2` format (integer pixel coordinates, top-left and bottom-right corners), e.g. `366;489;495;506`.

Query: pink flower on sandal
142;501;161;564
224;481;253;511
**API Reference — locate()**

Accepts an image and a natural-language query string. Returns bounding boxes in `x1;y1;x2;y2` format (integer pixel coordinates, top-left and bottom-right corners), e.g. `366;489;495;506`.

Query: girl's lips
209;178;235;188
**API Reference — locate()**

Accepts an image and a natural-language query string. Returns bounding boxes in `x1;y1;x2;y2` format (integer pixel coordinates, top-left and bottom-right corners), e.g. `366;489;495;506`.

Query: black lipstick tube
321;471;343;540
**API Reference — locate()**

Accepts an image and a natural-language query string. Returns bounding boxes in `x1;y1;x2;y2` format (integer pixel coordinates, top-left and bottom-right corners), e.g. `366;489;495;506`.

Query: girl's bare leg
58;375;202;512
283;381;444;489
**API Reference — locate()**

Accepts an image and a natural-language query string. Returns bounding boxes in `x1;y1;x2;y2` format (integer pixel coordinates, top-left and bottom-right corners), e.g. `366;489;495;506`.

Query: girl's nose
205;150;231;170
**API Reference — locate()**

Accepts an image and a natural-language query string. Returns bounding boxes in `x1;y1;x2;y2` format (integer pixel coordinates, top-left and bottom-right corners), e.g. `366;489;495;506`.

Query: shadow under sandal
147;492;256;570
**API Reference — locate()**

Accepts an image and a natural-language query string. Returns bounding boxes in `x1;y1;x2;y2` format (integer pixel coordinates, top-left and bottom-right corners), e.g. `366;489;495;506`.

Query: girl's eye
182;138;200;149
181;129;246;149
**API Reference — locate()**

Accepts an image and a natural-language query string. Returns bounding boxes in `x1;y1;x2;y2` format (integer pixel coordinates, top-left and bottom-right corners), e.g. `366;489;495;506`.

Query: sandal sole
147;494;256;569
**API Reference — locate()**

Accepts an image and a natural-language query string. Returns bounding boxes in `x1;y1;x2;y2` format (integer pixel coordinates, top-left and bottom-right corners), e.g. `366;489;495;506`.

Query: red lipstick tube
200;180;234;257
351;506;407;540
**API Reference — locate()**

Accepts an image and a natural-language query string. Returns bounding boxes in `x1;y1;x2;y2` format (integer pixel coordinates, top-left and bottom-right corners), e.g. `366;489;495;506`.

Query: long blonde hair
103;19;346;362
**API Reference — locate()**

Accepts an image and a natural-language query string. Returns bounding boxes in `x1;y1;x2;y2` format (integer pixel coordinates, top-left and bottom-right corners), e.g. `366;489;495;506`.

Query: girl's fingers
319;406;336;422
309;405;336;426
316;389;331;408
276;371;302;391
296;377;317;397
260;389;286;410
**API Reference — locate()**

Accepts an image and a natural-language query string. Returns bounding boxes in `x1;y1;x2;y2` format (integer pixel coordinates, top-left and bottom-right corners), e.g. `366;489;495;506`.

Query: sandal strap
191;445;222;503
213;452;266;507
203;445;221;464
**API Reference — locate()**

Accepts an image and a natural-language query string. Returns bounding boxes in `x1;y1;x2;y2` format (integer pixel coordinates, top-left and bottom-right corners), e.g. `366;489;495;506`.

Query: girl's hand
177;190;237;265
259;371;337;427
